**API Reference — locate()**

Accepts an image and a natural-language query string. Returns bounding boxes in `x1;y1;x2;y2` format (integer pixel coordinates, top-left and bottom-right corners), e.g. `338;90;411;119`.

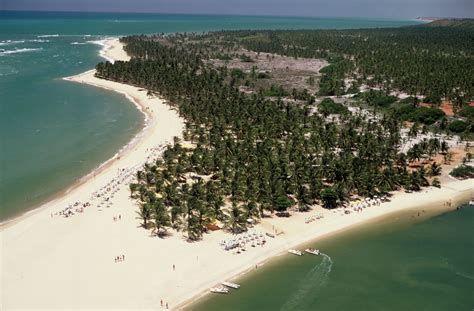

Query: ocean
189;205;474;310
0;11;422;221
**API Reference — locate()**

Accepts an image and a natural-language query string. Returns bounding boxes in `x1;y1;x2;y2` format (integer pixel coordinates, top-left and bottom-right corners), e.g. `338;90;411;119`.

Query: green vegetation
409;107;445;125
94;31;462;240
212;53;232;61
317;58;352;96
423;93;442;105
217;28;473;104
256;72;271;79
230;68;245;80
391;105;445;125
261;84;288;97
448;120;468;133
318;98;348;115
426;18;474;30
458;106;474;119
239;54;254;62
450;165;474;178
355;90;397;108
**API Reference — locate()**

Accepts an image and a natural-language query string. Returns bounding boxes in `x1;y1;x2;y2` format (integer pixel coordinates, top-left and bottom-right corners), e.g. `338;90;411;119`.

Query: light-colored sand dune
1;39;473;311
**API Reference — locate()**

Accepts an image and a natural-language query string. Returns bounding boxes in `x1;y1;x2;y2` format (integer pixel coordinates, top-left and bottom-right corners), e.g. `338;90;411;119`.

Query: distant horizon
0;9;463;21
2;0;473;20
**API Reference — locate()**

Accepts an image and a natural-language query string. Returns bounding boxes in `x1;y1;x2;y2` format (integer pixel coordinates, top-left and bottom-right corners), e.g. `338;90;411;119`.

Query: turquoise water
0;11;422;221
190;206;474;310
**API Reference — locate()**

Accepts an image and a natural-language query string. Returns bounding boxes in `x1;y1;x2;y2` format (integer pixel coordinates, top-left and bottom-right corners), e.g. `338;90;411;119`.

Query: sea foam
0;48;42;56
29;39;50;43
37;34;60;38
0;40;26;46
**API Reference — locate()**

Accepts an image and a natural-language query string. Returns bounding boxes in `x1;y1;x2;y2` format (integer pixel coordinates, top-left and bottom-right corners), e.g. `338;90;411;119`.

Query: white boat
305;248;321;255
210;286;229;294
222;281;240;289
469;200;474;205
288;249;303;256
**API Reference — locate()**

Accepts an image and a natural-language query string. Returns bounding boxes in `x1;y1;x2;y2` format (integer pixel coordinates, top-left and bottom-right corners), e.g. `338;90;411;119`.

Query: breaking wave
29;39;50;43
0;40;26;46
0;48;42;56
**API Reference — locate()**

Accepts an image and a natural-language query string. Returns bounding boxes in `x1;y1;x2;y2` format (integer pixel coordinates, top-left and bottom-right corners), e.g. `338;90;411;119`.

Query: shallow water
189;205;474;310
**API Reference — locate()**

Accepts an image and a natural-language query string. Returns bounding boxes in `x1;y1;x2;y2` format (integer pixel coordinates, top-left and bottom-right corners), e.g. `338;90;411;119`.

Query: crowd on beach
305;213;324;224
51;144;167;219
51;201;90;218
220;229;268;254
114;254;125;263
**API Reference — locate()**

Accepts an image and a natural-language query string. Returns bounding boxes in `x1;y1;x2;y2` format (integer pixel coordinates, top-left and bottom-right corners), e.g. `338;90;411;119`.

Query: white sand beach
1;39;473;310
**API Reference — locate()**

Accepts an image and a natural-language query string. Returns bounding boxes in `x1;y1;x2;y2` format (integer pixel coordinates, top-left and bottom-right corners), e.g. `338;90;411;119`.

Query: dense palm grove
214;27;474;104
94;27;465;240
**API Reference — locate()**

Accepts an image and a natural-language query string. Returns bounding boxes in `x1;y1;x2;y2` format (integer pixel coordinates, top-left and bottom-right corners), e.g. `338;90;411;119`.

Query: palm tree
129;183;139;197
320;188;338;209
429;162;442;176
225;202;247;233
136;203;152;229
152;200;171;236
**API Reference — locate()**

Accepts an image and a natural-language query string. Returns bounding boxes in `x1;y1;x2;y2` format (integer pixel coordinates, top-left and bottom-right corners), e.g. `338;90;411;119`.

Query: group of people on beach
113;215;122;221
160;299;169;309
51;201;91;218
114;255;125;263
50;143;167;221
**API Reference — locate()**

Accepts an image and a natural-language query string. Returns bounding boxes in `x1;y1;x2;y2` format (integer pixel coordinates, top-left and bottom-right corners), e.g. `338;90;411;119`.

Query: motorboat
210;286;229;294
305;248;321;255
222;281;240;289
288;249;303;256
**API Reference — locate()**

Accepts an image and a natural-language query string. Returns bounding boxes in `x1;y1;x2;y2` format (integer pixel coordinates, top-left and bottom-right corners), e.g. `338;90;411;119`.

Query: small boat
222;281;240;289
469;200;474;206
210;286;229;294
288;249;303;256
305;248;321;256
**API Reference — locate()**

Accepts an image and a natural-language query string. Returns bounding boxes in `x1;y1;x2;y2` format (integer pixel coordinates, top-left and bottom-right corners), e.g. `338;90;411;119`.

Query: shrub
411;107;445;125
458;106;474;118
273;196;295;212
320;188;338;209
239;54;254;62
261;84;288;97
230;68;245;79
448;120;468;133
318;98;348;115
257;72;271;79
423;93;442;105
450;165;474;178
356;90;397;108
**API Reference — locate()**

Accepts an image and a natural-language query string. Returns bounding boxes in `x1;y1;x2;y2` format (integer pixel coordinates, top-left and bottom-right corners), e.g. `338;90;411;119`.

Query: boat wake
280;253;333;311
455;271;474;280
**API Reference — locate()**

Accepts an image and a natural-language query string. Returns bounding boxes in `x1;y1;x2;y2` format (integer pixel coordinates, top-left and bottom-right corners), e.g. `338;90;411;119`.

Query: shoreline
0;38;148;229
177;178;473;310
1;38;473;310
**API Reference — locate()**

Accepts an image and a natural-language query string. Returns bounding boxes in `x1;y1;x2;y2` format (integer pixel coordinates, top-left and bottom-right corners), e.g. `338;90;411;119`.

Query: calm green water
0;11;422;221
190;206;474;311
